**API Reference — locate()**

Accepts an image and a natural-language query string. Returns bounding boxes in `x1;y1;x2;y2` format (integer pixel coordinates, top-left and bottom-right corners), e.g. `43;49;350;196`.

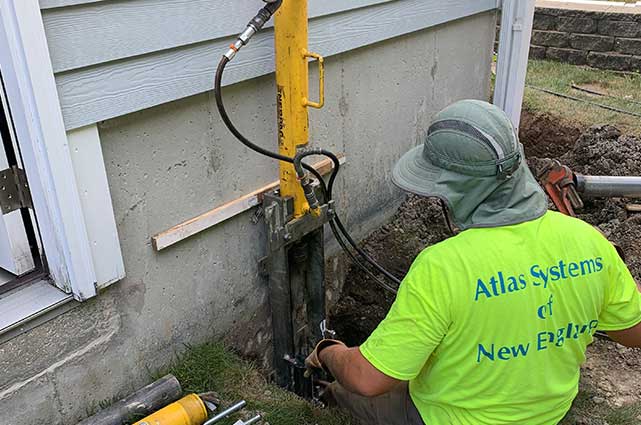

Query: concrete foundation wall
0;12;495;425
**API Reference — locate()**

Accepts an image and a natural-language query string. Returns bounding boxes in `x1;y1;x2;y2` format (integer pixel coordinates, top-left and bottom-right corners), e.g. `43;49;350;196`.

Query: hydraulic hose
214;7;402;294
294;149;402;286
216;58;291;164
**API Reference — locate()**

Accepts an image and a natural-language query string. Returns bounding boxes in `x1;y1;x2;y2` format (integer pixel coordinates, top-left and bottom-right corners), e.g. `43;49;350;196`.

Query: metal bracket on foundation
264;193;334;253
263;190;332;393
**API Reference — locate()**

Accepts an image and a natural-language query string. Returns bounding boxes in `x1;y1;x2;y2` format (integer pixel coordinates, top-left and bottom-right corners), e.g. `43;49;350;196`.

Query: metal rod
307;228;325;344
244;415;262;425
269;243;294;389
576;174;641;198
203;400;247;425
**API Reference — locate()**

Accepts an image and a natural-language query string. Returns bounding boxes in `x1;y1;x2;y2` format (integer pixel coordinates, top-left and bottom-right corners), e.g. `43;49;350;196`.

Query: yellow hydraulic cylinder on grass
133;394;207;425
274;0;324;218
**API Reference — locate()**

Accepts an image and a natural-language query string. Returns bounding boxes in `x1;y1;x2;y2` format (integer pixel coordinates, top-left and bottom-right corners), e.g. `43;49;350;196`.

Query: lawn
523;59;641;134
158;342;353;425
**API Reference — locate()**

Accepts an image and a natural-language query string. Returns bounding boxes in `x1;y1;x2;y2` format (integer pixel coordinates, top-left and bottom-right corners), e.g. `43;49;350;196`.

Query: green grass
159;341;641;425
156;342;353;425
523;60;641;134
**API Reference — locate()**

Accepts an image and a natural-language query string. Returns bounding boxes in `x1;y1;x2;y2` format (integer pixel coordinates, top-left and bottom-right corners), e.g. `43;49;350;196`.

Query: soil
329;110;641;421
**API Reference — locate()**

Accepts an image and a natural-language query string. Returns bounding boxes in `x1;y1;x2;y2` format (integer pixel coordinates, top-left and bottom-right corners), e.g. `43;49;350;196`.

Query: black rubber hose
295;150;402;286
216;58;324;180
263;0;283;15
216;57;290;163
308;159;398;294
309;166;398;294
329;220;398;294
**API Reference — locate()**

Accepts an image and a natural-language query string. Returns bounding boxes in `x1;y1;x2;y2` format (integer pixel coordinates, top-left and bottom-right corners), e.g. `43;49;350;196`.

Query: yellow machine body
133;394;208;425
274;0;324;217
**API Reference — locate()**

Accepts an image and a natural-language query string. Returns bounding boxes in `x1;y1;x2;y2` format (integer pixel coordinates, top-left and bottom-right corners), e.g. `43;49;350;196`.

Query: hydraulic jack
263;0;331;394
217;0;331;396
215;0;401;396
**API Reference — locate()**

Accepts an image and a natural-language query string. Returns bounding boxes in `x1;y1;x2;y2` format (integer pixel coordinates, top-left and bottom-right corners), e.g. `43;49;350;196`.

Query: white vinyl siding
39;0;500;130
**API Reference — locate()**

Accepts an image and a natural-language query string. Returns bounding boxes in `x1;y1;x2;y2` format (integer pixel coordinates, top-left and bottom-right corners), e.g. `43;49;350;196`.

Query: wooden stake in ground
625;204;641;213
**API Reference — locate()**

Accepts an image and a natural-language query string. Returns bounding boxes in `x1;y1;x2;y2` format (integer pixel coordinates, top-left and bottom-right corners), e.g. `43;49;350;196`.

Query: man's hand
305;339;347;372
306;340;401;397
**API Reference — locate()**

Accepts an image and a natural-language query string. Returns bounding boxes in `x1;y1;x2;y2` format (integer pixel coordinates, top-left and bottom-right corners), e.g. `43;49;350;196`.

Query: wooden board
152;155;346;251
54;0;497;129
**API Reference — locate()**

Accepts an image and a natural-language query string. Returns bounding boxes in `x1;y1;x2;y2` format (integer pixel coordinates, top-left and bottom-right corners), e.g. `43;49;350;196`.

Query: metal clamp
302;50;324;109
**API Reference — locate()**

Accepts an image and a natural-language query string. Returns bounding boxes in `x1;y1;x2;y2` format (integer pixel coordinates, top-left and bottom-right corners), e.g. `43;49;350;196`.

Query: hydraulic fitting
300;174;321;213
293;148;325;216
224;1;283;61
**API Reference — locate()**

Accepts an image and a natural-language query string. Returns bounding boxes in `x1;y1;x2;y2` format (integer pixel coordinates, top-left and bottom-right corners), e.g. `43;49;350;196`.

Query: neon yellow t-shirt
360;211;641;425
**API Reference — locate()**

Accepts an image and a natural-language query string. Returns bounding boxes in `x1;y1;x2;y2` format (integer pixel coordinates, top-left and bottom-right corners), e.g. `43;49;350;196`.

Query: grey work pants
326;381;424;425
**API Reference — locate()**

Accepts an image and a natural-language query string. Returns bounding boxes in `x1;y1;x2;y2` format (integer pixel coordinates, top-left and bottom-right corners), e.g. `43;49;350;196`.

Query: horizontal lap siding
39;0;107;9
41;0;498;130
42;0;395;72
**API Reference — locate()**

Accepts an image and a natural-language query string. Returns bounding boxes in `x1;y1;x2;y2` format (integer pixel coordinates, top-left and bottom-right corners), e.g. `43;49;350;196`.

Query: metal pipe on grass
203;400;247;424
77;375;182;425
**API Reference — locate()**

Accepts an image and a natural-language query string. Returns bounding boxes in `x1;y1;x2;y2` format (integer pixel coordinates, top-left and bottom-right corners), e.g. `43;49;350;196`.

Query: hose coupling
293;148;325;216
224;4;281;61
301;174;321;213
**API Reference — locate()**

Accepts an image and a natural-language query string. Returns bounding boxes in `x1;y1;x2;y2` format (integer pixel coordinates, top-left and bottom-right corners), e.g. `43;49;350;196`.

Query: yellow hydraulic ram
134;396;257;425
274;0;325;218
133;394;207;425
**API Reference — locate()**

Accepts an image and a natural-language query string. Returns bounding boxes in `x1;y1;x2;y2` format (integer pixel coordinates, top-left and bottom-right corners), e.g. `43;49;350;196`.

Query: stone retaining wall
501;4;641;72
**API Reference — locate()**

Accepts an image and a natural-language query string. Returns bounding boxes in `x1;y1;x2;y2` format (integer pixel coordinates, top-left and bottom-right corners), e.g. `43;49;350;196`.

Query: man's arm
606;279;641;347
607;321;641;348
602;249;641;347
314;251;448;397
319;344;401;397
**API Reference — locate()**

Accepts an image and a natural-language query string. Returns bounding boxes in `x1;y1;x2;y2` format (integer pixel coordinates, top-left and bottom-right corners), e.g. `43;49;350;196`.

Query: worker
305;99;641;424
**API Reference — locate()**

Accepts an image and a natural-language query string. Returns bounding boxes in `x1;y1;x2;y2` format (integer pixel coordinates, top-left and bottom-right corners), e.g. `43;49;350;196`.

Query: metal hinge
0;166;32;214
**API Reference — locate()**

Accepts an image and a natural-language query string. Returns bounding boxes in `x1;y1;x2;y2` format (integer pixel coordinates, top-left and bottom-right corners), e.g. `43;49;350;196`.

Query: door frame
0;0;97;299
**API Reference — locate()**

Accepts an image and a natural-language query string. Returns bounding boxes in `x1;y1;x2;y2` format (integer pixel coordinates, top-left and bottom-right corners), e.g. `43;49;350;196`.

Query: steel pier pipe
576;175;641;198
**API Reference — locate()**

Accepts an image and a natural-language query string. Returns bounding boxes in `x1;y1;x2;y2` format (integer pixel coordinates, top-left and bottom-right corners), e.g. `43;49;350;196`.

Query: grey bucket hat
392;99;547;230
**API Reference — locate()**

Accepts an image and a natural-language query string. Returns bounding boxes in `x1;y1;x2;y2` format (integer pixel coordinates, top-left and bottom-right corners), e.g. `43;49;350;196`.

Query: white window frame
0;0;124;335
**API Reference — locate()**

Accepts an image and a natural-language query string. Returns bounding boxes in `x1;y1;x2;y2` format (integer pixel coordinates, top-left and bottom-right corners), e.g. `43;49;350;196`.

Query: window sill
0;279;74;343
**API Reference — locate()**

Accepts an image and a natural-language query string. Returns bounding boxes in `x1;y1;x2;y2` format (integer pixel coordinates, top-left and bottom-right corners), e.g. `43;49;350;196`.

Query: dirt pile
561;125;641;284
329;113;641;415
